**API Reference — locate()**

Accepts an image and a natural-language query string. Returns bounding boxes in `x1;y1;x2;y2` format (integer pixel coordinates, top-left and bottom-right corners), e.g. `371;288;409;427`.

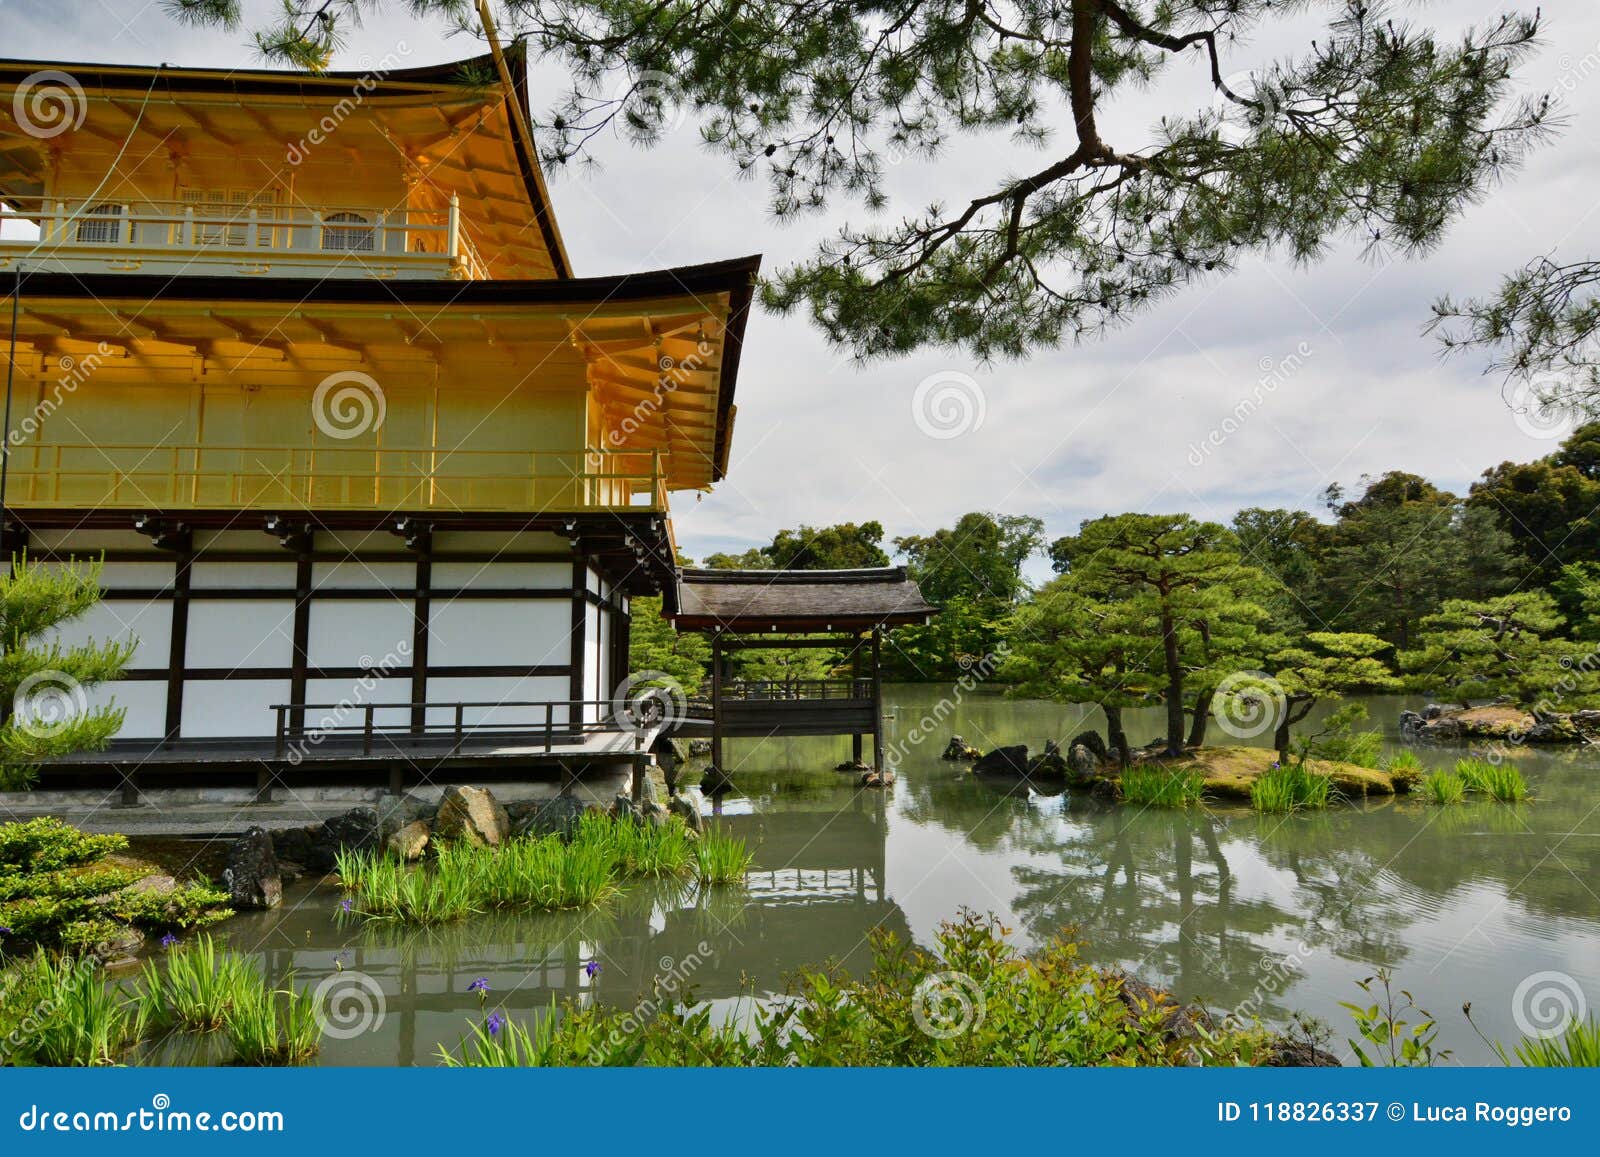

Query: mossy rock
1098;746;1397;800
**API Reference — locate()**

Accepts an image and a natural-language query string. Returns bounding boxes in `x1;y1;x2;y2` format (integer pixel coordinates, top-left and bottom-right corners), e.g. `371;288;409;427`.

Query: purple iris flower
468;977;490;1001
160;933;178;948
584;960;601;979
340;898;353;913
486;1011;505;1037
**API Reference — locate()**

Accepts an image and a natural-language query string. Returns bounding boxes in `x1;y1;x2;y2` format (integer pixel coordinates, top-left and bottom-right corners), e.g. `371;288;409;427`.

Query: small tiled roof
669;567;936;631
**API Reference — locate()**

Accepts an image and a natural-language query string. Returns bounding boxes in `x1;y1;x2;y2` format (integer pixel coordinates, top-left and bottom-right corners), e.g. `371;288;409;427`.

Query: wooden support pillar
164;552;192;746
631;735;646;805
870;626;884;774
710;631;724;771
850;633;864;764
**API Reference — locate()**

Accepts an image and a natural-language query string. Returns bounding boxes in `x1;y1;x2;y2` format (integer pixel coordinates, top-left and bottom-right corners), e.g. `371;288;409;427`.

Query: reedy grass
1422;771;1467;805
335;814;748;925
1497;1017;1600;1067
1250;763;1334;814
223;979;321;1066
138;933;260;1032
18;951;143;1067
1118;766;1207;808
693;830;754;886
1455;758;1529;802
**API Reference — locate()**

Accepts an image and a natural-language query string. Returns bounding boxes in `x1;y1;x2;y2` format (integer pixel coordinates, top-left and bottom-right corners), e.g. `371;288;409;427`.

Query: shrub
0;818;231;954
1118;766;1206;808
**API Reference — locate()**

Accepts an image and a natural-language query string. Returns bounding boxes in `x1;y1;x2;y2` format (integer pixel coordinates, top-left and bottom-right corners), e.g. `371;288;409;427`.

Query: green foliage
1422;771;1467;805
138;934;263;1032
0;818;230;954
692;829;754;886
337;815;749;925
768;522;889;570
1250;763;1333;813
223;980;321;1066
1340;969;1449;1067
0;556;137;784
626;595;710;697
1401;592;1588;710
1455;758;1529;803
1494;1017;1600;1068
1118;766;1206;809
1267;633;1401;757
439;912;1270;1067
896;513;1042;607
11;951;143;1067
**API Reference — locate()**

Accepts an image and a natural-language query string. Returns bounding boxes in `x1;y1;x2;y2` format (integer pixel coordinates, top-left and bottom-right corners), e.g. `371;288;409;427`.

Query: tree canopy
169;0;1551;360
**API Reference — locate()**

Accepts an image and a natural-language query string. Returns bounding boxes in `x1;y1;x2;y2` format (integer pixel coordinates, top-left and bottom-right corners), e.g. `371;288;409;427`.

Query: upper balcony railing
0;195;486;280
3;444;665;513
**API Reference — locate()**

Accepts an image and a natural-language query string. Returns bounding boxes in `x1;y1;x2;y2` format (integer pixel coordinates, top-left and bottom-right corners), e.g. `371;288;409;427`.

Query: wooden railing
0;194;486;279
717;679;875;702
273;699;650;759
5;444;665;513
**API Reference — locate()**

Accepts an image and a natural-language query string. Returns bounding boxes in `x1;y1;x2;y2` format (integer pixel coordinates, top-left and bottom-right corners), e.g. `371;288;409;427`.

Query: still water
215;689;1600;1065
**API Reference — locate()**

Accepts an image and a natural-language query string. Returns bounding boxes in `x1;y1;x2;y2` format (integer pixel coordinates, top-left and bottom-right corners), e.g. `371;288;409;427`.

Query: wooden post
710;632;724;772
850;634;864;765
631;733;646;805
870;627;884;774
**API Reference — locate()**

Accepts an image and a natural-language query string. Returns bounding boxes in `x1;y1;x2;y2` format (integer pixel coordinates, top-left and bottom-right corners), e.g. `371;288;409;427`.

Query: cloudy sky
7;0;1599;579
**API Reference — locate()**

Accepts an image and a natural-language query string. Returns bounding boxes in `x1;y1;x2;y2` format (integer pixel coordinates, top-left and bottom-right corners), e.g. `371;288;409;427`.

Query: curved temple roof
669;567;937;632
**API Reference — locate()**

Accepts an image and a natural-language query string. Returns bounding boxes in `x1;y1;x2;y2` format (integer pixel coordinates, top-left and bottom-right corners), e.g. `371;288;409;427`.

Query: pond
212;689;1600;1065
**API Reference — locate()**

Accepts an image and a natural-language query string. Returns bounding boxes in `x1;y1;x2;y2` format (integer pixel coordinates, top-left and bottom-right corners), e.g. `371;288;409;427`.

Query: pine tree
1;557;135;789
1399;592;1587;710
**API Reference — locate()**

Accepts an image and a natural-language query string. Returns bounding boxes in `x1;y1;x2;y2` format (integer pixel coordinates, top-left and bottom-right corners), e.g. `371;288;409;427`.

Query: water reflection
209;689;1600;1064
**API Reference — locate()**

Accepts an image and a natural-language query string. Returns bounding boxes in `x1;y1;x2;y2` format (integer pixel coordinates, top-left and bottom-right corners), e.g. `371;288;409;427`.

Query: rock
834;759;870;772
1026;744;1069;778
222;827;282;910
859;770;895;788
1069;729;1109;761
973;745;1029;776
386;820;430;862
271;825;315;866
276;859;307;884
294;807;383;870
611;794;641;824
94;925;145;967
641;800;670;826
1112;974;1212;1046
433;787;509;847
1573;709;1600;731
511;796;586;841
124;873;178;898
1067;743;1099;780
667;793;703;834
941;735;982;761
700;766;736;796
638;773;662;806
1262;1037;1341;1067
687;738;713;757
1423;704;1443;721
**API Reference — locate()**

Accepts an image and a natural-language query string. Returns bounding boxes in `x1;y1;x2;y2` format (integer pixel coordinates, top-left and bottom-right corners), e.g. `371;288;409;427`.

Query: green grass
693;830;754;886
138;933;261;1032
1118;766;1207;808
1455;758;1529;802
1422;771;1467;805
1250;763;1334;813
17;951;144;1067
1498;1017;1600;1067
1383;749;1425;790
336;814;750;925
223;979;321;1066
